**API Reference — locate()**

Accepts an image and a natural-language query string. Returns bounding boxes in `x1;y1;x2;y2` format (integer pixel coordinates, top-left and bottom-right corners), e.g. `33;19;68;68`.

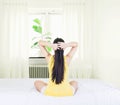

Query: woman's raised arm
38;40;58;62
58;42;78;65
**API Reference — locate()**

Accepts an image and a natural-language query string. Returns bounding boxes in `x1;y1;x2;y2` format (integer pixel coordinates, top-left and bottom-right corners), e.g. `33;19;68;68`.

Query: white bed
0;79;120;105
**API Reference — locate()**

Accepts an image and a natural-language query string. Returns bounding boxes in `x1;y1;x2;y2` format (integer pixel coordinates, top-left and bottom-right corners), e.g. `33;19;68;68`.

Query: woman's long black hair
52;38;65;84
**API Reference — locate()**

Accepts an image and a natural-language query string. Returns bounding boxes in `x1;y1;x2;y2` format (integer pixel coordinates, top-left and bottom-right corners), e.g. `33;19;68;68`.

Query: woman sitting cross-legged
34;38;78;97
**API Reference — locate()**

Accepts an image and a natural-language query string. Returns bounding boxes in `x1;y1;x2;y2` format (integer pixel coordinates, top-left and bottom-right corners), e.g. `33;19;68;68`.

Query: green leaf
32;25;42;34
32;36;42;40
43;32;51;36
31;42;39;48
34;42;38;46
33;18;41;25
45;46;52;52
45;36;52;40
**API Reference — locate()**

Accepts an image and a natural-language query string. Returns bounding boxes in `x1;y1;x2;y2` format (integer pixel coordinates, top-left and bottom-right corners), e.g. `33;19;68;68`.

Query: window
28;9;63;57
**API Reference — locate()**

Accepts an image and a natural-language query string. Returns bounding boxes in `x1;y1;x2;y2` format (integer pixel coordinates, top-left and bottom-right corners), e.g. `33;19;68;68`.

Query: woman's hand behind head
52;43;58;51
57;42;67;50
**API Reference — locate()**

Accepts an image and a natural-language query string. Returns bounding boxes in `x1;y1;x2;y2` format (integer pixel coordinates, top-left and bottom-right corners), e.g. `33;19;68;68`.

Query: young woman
34;38;78;96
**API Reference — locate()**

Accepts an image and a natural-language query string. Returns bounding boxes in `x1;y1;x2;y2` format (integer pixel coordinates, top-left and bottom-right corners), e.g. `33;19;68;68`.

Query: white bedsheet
0;79;120;105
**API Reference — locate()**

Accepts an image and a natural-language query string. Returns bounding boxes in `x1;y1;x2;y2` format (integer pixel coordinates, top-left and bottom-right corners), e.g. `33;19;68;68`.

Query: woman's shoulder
64;56;67;63
48;55;54;62
64;55;67;59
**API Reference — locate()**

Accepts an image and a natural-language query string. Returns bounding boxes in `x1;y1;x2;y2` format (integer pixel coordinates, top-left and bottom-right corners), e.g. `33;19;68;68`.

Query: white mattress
0;79;120;105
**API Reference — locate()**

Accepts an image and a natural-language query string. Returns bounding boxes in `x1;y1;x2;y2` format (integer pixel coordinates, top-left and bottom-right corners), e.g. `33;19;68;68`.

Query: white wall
92;0;120;88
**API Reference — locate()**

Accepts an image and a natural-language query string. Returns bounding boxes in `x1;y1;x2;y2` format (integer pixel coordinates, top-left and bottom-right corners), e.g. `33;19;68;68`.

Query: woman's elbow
38;40;43;46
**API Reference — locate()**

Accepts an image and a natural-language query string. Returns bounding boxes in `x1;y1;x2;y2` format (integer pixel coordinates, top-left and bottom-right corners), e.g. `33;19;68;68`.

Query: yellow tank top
44;56;73;97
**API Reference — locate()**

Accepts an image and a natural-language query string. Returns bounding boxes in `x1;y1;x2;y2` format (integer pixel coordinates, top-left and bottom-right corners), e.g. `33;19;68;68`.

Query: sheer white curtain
63;0;93;78
0;0;29;78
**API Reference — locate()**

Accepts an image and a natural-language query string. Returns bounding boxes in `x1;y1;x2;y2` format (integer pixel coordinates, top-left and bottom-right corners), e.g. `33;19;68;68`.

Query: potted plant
31;18;52;52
